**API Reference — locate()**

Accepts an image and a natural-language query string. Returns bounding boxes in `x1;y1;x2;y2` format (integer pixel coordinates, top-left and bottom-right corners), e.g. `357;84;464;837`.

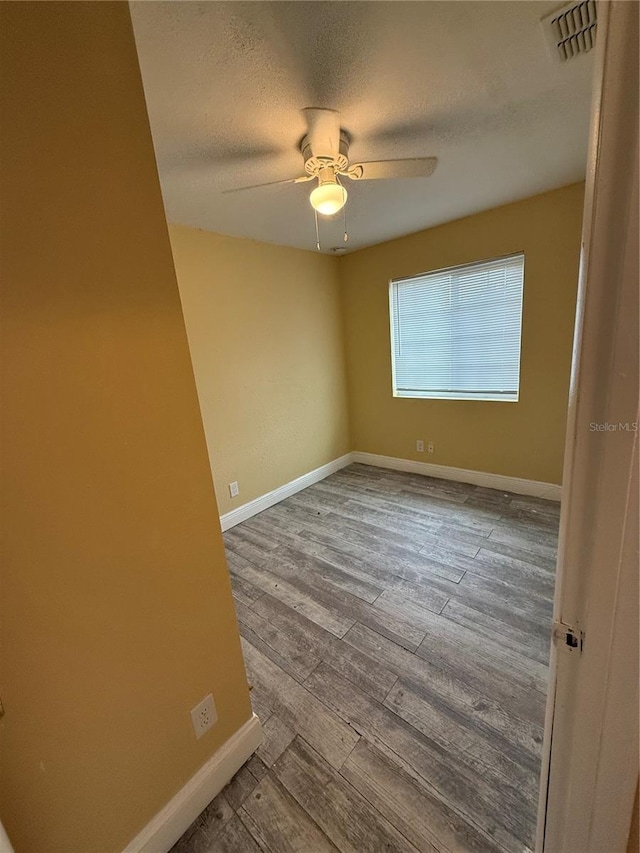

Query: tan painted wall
339;183;584;485
169;225;350;516
0;4;252;852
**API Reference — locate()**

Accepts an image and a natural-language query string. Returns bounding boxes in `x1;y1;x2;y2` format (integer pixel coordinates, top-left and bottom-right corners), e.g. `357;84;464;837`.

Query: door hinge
553;620;584;653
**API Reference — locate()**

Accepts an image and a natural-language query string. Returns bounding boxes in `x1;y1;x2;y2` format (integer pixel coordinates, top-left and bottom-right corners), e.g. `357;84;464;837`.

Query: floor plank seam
381;674;401;706
437;597;450;615
336;732;363;771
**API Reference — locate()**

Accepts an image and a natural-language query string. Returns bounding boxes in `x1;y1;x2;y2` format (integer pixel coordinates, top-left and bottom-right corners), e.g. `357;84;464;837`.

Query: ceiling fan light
309;181;347;216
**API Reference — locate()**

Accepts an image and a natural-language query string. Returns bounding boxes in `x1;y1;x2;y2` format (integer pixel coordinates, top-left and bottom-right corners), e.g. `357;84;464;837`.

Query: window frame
388;252;525;403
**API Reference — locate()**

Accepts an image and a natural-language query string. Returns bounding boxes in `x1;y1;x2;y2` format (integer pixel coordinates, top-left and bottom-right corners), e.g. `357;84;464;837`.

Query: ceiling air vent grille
542;0;597;63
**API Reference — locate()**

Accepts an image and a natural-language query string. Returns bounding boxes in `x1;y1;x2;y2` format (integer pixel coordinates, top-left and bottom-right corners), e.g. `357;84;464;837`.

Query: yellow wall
169;226;350;516
0;4;252;852
339;183;584;485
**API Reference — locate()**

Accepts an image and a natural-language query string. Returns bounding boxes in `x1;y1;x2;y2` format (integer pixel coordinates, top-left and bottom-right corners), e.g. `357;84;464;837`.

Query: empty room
133;2;586;850
1;2;637;853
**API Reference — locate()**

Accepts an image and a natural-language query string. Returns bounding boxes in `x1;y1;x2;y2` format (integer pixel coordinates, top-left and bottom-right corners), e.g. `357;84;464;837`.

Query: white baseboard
220;453;353;531
0;821;15;853
220;451;560;533
122;714;263;853
351;451;562;501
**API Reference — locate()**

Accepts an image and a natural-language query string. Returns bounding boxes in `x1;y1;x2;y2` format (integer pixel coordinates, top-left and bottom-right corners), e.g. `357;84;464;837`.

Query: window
389;253;525;402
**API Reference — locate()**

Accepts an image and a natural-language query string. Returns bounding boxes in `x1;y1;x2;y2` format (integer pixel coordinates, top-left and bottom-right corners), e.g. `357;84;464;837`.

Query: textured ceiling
130;1;594;253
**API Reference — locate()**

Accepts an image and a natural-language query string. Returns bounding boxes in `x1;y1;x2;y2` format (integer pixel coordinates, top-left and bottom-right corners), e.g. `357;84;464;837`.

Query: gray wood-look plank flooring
171;464;558;853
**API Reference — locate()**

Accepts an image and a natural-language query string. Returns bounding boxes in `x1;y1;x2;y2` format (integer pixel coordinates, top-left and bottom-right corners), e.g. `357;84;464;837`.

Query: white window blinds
390;253;525;401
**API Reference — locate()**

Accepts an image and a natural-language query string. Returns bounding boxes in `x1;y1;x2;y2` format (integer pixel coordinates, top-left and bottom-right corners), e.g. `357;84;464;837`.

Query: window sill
393;391;519;402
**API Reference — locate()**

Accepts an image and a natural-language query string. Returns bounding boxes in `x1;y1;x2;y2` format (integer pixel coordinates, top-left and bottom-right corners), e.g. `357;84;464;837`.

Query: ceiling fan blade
346;157;438;181
302;108;341;160
223;175;313;194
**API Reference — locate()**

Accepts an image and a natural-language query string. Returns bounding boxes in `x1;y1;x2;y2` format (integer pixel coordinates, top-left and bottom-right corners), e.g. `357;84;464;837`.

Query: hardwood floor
172;464;559;853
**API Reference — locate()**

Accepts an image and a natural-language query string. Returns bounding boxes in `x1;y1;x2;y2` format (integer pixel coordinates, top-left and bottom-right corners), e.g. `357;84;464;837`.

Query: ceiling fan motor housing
301;130;350;176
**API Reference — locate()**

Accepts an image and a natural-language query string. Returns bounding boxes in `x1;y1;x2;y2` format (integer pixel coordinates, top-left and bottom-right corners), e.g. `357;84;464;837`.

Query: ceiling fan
224;108;437;249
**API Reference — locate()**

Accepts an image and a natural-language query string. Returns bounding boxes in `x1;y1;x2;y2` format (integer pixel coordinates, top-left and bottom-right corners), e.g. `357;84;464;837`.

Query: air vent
542;0;597;63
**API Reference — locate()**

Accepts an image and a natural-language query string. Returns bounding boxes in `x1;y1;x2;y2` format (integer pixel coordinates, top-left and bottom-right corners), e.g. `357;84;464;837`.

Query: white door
536;2;639;851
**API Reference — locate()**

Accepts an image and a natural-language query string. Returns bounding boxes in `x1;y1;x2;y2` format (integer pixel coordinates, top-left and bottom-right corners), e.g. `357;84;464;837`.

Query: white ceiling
130;1;594;254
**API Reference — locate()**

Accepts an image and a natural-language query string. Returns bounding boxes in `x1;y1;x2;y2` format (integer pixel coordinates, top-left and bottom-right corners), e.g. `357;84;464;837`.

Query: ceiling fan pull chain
342;186;348;243
314;208;321;252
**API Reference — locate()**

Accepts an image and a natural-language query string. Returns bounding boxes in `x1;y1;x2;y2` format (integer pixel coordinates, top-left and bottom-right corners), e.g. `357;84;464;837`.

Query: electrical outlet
190;693;217;739
416;440;424;453
428;442;434;454
229;481;239;498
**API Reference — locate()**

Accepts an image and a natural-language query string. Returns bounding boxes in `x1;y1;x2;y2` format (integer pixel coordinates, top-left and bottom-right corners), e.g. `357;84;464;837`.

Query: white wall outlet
190;693;217;739
416;440;424;453
428;442;434;454
229;481;239;498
